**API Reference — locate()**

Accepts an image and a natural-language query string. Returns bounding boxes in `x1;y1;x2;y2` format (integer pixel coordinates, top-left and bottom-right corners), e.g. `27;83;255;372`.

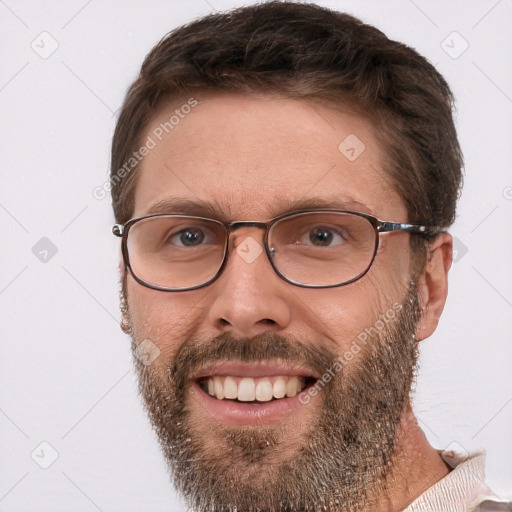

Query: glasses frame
112;209;441;291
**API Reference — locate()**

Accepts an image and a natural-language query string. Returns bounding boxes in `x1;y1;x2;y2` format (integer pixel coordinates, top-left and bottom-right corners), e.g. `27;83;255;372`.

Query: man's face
121;93;421;511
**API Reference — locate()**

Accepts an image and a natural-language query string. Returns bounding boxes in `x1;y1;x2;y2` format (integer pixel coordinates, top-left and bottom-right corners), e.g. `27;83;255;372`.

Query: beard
121;280;421;512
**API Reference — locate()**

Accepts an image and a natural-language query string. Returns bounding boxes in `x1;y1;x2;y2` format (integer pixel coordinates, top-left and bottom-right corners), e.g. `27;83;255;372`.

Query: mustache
168;332;338;384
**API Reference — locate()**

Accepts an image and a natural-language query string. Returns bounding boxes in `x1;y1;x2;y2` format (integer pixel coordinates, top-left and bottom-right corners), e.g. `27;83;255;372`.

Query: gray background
1;0;511;510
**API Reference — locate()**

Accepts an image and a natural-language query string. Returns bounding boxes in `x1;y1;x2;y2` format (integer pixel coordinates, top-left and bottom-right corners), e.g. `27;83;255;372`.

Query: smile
198;375;316;402
191;361;320;425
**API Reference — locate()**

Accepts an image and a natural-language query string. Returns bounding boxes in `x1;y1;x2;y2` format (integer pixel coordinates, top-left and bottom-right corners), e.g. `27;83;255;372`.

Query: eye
167;226;209;247
303;225;347;247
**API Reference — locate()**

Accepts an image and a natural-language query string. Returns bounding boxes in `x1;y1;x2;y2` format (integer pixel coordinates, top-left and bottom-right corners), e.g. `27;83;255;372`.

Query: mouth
197;375;317;403
190;362;321;424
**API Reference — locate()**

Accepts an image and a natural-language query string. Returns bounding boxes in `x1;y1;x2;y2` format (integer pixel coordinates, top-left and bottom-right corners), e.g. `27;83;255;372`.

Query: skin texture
119;92;454;511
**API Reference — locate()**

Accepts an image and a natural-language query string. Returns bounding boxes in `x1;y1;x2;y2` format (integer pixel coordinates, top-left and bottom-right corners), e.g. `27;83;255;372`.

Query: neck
360;404;452;512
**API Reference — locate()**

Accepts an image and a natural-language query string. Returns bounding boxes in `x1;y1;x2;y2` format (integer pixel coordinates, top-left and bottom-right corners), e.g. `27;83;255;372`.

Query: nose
206;227;292;337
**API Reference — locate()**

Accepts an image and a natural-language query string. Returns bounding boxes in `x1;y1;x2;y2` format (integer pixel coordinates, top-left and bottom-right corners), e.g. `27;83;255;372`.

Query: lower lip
190;380;316;426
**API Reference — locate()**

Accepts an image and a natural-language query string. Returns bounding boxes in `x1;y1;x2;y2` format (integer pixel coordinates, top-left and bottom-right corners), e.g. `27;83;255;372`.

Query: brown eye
308;226;344;247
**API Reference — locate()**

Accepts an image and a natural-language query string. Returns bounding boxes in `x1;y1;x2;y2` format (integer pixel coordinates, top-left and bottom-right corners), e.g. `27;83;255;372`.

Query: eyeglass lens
126;213;376;289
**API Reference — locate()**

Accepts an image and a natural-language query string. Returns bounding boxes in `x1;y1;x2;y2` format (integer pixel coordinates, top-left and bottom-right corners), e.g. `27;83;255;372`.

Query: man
109;2;507;510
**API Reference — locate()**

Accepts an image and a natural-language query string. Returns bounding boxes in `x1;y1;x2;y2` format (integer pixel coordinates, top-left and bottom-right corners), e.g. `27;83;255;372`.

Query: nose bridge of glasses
227;221;269;247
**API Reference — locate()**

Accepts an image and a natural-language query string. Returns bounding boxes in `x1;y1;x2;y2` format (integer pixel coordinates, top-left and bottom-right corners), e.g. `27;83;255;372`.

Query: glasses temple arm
377;222;442;236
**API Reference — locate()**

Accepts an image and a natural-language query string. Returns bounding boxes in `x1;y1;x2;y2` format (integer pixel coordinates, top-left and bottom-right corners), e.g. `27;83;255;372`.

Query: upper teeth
204;376;306;402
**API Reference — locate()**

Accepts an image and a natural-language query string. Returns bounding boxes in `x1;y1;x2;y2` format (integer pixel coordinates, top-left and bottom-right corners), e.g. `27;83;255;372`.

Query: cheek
126;278;203;364
292;281;390;355
377;235;413;287
297;246;411;355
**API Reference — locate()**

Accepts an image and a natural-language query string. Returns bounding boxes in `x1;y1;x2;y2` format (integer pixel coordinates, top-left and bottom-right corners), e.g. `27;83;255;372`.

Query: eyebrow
144;195;376;221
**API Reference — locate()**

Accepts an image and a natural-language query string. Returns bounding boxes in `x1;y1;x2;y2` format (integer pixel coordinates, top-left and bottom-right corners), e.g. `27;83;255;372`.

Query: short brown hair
111;1;463;236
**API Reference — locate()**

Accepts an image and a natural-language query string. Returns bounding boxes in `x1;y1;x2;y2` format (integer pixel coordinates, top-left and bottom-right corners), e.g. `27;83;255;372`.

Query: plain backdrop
1;0;511;510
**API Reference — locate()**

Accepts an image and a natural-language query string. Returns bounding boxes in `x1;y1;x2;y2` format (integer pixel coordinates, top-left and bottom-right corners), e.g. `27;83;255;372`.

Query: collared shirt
404;450;506;512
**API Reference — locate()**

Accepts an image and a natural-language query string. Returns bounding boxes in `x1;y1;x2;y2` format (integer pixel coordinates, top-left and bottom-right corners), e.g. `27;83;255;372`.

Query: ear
117;239;126;279
118;259;126;278
117;259;132;335
415;232;453;342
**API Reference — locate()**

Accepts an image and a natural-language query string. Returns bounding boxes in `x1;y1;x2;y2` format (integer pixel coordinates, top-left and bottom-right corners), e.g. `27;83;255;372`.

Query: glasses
112;210;440;291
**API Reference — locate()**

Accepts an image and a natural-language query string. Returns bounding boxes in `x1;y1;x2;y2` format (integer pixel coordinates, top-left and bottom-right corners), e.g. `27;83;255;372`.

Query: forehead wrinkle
143;193;377;222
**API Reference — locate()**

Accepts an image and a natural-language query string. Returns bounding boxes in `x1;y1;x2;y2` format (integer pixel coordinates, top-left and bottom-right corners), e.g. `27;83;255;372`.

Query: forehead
132;92;406;222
